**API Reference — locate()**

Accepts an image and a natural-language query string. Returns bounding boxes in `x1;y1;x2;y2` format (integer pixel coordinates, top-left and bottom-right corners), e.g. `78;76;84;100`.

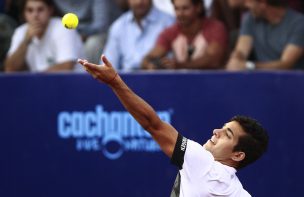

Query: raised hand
78;55;118;85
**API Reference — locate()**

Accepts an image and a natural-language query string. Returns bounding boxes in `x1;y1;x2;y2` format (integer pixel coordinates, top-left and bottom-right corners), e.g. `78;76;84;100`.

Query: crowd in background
0;0;303;72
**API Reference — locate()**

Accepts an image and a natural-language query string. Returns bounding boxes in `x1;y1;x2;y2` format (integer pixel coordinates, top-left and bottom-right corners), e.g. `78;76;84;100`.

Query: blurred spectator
5;0;84;73
0;14;17;71
226;0;304;70
142;0;228;70
153;0;214;16
103;0;174;71
211;0;242;51
53;0;121;64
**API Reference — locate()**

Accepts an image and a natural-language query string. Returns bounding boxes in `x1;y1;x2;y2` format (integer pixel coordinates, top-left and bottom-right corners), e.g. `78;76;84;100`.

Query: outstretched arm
78;55;178;157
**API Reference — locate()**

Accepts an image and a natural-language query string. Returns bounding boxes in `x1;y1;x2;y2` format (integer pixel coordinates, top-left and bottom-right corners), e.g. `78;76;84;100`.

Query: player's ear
231;151;245;162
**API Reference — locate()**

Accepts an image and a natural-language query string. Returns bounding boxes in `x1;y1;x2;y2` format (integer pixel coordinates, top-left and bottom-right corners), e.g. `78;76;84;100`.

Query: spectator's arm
226;35;253;70
4;38;30;72
255;44;304;69
177;41;226;69
141;45;168;70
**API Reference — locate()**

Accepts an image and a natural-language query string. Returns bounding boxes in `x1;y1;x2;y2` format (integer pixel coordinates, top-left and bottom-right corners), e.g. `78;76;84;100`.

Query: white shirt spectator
7;18;85;72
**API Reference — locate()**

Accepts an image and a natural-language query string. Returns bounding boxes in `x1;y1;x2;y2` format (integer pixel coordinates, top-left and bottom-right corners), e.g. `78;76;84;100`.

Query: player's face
203;121;246;164
173;0;202;27
128;0;152;19
24;1;52;26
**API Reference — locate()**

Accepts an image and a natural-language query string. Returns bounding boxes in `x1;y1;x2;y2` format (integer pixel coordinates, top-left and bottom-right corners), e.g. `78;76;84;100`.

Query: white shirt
103;7;174;71
8;18;85;72
172;138;251;197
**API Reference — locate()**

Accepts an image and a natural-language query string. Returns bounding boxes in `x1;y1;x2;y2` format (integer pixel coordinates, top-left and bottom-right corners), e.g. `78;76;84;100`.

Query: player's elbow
142;118;164;135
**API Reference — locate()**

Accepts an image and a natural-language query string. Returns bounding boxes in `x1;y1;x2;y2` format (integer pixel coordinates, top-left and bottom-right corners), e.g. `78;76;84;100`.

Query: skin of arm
142;39;226;70
141;45;168;70
255;44;304;69
5;23;45;72
79;55;178;157
5;23;44;72
4;38;30;72
227;35;304;70
176;41;227;69
226;35;253;70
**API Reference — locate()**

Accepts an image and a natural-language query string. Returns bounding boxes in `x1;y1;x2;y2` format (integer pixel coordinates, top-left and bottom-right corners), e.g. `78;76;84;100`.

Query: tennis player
78;55;269;197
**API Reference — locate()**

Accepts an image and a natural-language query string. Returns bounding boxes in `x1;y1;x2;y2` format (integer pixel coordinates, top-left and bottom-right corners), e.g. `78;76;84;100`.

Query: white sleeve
171;134;214;178
183;139;214;178
7;26;26;56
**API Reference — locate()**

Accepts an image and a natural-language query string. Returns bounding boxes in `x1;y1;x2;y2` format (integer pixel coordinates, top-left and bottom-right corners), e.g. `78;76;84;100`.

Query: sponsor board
57;105;173;159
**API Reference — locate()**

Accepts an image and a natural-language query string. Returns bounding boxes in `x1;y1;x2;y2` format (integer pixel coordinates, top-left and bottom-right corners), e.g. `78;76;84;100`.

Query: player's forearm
4;39;30;72
110;76;162;133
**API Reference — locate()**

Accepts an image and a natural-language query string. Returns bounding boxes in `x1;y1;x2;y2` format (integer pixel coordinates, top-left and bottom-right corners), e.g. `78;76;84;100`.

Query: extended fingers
101;55;113;68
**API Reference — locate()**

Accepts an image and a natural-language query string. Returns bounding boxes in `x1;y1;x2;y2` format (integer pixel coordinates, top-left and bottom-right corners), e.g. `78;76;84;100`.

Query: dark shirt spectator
142;0;228;70
226;0;304;70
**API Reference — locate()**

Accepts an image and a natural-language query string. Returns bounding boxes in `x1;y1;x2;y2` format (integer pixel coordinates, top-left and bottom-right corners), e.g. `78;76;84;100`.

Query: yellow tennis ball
62;13;79;29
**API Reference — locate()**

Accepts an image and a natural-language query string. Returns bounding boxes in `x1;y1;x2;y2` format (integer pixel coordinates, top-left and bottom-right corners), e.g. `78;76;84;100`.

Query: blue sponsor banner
0;71;304;196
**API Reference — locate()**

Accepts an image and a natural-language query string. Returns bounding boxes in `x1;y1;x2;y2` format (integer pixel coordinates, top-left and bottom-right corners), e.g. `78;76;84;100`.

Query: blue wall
1;71;303;197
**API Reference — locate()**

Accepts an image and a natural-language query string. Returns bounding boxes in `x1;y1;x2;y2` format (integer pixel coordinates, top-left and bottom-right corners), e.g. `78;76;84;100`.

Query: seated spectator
210;0;243;54
103;0;174;71
5;0;84;73
226;0;304;70
53;0;121;64
142;0;228;70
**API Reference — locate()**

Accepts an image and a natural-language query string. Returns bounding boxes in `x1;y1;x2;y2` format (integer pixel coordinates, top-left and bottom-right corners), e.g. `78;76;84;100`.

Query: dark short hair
20;0;54;12
171;0;206;17
231;115;269;169
261;0;287;7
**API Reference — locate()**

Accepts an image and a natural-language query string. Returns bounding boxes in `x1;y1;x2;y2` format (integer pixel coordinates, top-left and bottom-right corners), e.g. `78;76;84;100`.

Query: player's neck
219;159;238;169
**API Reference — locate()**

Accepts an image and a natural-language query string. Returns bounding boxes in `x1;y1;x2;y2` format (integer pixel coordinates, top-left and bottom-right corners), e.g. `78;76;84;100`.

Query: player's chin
203;141;211;150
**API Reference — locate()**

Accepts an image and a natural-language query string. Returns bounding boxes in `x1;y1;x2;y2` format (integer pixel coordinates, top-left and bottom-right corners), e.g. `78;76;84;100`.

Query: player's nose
213;129;222;137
